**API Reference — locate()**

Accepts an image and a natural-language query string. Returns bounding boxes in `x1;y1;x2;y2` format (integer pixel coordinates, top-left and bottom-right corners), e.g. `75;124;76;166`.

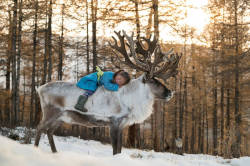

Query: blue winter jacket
76;71;119;92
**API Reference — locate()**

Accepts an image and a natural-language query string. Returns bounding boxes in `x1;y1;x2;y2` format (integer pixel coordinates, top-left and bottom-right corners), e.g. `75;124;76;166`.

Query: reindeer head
109;30;181;100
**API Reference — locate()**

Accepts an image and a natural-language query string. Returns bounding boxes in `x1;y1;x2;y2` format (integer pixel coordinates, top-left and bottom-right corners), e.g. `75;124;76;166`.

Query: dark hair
112;70;131;85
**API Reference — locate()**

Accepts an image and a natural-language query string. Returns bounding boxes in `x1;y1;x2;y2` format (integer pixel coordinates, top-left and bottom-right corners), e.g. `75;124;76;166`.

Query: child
75;68;130;112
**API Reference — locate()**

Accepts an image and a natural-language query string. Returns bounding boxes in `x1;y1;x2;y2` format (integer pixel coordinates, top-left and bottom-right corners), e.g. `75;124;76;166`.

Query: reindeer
34;30;182;155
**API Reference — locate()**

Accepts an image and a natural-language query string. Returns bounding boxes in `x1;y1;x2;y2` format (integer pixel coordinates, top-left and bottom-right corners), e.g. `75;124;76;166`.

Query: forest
0;0;249;159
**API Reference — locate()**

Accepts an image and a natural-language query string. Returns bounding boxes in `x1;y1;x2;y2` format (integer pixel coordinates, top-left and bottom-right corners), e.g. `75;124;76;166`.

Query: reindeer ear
142;76;146;84
138;74;146;83
142;73;149;84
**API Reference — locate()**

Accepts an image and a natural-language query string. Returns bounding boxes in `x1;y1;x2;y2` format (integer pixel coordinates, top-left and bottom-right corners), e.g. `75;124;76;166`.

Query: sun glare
185;0;209;33
185;8;209;33
159;0;209;44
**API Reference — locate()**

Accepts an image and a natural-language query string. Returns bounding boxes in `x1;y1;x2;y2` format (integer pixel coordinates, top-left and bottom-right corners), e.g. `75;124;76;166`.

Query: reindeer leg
34;130;42;147
110;125;118;155
47;128;57;153
35;121;49;147
47;121;62;153
110;116;126;155
117;129;123;154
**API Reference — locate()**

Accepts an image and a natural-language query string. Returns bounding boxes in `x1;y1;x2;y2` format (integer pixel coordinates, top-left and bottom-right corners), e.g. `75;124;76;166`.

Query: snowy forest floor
0;127;249;166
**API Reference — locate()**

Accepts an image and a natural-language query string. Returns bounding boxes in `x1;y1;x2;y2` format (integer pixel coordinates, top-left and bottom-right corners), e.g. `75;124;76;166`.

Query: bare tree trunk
201;86;205;153
91;0;97;72
30;0;38;127
153;102;161;151
212;51;218;155
161;102;165;151
21;70;26;123
5;10;12;126
205;96;209;154
232;0;241;158
202;68;208;153
76;42;79;80
198;84;202;153
225;85;231;157
127;123;136;147
220;6;226;156
146;5;153;38
220;74;225;154
179;74;183;138
34;70;40;126
226;87;230;128
43;30;48;84
182;10;188;151
134;0;140;38
190;61;196;153
11;0;18;126
47;0;52;81
184;76;188;152
172;77;178;153
58;4;64;80
86;0;90;74
16;0;23;125
42;0;48;85
153;0;159;38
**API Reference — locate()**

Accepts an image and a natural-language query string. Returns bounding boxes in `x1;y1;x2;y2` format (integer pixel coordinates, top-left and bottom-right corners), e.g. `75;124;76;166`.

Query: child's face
115;74;126;87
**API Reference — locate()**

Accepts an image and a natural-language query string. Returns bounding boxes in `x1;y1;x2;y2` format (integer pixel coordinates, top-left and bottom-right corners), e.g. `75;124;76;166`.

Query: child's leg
83;90;94;97
75;90;94;112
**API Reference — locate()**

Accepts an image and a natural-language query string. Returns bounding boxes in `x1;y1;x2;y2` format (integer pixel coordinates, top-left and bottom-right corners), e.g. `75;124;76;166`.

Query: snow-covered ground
0;128;249;166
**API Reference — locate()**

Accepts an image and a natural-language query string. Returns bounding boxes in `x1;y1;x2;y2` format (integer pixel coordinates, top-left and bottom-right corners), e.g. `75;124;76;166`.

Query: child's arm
103;81;119;91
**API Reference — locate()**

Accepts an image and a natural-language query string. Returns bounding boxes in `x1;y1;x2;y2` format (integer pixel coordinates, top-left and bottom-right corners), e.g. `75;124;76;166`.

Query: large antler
109;30;182;80
109;31;148;72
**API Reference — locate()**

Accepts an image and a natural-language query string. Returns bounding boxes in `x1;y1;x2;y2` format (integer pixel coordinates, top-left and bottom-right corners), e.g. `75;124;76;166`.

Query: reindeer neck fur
116;75;155;125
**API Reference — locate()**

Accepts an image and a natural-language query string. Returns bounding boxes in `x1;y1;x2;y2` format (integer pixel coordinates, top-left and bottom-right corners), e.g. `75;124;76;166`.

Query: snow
0;129;249;166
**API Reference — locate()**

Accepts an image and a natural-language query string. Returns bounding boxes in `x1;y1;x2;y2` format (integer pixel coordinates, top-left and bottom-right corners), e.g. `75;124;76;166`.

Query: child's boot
74;95;88;112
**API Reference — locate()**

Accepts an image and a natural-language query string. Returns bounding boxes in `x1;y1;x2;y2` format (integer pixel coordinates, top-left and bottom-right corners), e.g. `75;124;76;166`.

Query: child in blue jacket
75;68;130;112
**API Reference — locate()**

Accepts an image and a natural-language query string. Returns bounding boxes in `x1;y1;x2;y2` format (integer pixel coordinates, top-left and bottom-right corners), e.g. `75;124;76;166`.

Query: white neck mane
116;75;155;125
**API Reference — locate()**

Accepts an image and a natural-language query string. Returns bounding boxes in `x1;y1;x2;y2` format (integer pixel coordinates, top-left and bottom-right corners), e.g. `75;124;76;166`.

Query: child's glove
96;66;104;81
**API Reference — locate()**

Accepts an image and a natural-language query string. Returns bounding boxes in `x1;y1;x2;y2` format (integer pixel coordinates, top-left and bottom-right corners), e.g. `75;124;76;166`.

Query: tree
92;0;98;72
58;3;64;80
16;0;23;125
30;0;38;126
47;0;52;81
11;0;18;126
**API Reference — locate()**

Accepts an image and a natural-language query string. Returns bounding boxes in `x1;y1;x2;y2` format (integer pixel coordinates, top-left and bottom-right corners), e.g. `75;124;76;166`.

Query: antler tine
109;31;127;56
109;31;148;72
154;53;182;79
135;40;148;59
142;35;158;54
152;46;174;66
135;35;158;60
148;45;160;78
122;30;148;69
148;45;173;78
160;47;174;61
